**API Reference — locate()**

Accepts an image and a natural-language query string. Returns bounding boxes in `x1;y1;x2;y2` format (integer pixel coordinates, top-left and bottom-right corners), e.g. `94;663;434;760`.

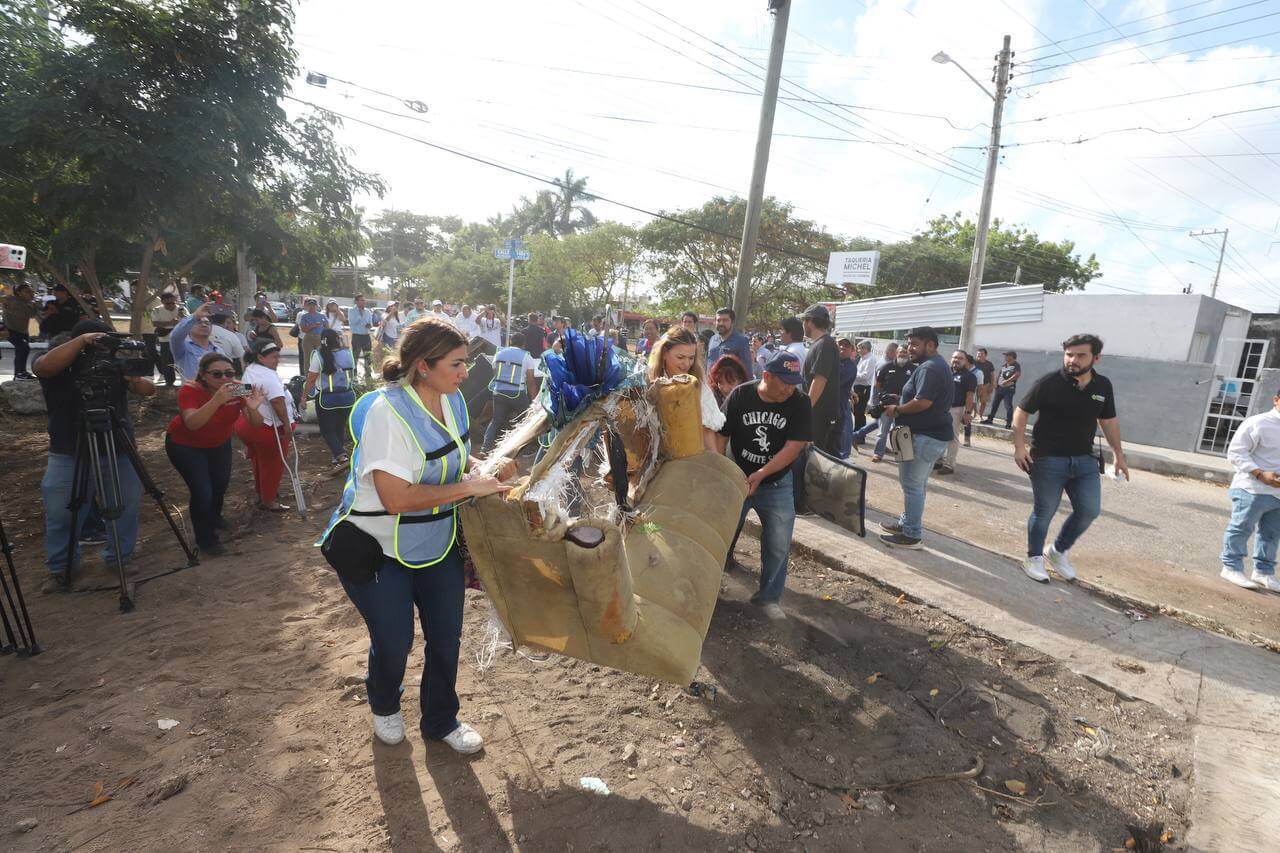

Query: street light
933;37;1011;353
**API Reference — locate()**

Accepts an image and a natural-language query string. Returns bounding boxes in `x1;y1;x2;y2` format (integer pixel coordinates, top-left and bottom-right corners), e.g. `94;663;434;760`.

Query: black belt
348;507;456;524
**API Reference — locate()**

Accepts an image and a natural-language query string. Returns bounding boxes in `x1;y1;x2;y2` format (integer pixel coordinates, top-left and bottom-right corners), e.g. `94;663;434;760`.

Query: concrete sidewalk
972;422;1234;485
762;512;1279;852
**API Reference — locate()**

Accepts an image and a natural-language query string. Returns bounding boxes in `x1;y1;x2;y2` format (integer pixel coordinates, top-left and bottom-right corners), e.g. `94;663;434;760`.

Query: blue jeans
482;392;530;452
988;386;1015;425
896;434;948;539
164;436;231;549
1221;488;1280;576
852;414;893;455
729;472;796;603
838;401;854;459
340;548;465;739
1026;454;1101;557
41;452;141;574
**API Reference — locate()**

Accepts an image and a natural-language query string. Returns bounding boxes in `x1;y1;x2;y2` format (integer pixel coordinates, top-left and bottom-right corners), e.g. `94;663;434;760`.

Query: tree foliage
0;0;381;331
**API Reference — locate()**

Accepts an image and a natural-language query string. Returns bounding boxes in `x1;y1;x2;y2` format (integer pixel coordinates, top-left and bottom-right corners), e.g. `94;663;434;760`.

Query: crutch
273;422;308;520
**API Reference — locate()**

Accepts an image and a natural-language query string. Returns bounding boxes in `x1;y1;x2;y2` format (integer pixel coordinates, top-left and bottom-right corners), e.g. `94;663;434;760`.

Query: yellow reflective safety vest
321;385;470;568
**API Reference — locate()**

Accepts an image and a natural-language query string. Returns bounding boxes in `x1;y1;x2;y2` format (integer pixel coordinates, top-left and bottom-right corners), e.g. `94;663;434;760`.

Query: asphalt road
857;433;1280;646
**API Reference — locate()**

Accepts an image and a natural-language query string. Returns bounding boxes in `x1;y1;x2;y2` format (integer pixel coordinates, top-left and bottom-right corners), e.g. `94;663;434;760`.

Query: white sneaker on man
372;711;405;745
761;602;787;621
1044;545;1077;582
442;722;484;754
1220;568;1260;590
1251;572;1280;593
1021;556;1050;583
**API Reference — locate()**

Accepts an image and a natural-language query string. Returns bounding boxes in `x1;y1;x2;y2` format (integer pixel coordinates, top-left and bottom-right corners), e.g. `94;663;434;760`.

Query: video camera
866;393;900;421
72;333;153;408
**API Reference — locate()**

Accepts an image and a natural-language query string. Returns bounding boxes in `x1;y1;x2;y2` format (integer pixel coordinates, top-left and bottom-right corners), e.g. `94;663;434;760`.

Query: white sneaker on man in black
1044;544;1077;582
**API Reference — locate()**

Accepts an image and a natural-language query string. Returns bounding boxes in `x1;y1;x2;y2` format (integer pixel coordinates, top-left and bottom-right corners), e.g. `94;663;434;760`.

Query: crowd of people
28;277;1280;762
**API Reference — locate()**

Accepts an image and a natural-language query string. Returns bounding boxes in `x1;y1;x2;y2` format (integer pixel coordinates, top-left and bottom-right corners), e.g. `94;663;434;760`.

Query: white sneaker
1220;568;1260;590
442;722;484;754
1044;545;1077;582
1251;573;1280;593
372;711;405;745
761;602;787;621
1021;556;1050;584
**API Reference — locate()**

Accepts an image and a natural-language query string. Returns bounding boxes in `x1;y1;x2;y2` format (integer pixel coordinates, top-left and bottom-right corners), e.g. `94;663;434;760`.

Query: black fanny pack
321;519;383;585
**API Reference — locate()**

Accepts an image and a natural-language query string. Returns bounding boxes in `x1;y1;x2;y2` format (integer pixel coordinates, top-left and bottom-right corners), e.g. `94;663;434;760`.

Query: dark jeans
164;436;231;549
853;384;871;430
987;386;1016;425
1026;454;1101;557
727;471;796;603
350;333;372;377
341;548;465;740
144;333;176;384
482;391;529;452
9;330;31;375
316;404;353;460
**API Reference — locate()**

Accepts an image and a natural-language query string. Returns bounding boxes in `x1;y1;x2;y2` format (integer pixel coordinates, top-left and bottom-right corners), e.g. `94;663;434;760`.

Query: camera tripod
0;513;38;656
63;404;198;612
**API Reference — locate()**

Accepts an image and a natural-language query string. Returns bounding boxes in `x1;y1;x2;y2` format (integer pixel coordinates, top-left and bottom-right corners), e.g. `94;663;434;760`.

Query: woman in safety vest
647;326;724;452
305;328;357;466
325;317;517;754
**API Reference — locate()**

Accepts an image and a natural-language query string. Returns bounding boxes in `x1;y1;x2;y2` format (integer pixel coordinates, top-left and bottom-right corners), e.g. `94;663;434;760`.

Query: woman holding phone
165;353;266;555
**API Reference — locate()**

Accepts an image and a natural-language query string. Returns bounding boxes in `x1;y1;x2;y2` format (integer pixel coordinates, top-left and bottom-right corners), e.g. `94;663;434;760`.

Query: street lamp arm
933;51;995;101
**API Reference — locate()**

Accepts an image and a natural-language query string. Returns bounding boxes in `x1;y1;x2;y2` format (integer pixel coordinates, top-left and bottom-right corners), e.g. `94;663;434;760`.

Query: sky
289;0;1280;311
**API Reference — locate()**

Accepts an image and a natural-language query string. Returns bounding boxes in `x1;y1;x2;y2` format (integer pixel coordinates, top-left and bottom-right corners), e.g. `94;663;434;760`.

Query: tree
641;196;839;327
552;168;597;236
519;223;641;318
503;169;598;239
0;0;382;332
366;210;452;292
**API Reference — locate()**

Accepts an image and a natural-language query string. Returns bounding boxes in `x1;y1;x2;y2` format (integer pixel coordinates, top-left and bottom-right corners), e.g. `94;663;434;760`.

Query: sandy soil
0;394;1191;852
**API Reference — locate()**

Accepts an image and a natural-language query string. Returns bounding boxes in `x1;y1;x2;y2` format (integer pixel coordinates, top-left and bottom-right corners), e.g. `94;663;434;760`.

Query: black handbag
320;519;383;585
288;323;300;338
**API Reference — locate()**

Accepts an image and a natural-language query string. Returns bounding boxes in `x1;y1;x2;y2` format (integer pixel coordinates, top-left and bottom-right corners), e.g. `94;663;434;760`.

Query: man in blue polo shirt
707;307;751;368
347;293;375;379
879;326;953;549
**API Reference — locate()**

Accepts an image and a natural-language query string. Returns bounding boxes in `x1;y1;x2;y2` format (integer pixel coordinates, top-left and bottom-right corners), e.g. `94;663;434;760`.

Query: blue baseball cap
763;351;804;385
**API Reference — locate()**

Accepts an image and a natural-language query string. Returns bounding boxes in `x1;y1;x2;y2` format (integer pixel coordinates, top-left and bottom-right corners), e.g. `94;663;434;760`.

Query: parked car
269;301;288;319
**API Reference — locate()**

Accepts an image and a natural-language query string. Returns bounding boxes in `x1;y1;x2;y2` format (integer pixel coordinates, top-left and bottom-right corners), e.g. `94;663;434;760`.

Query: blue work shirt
347;306;374;335
168;313;224;379
707;329;751;368
896;354;954;442
298;311;326;335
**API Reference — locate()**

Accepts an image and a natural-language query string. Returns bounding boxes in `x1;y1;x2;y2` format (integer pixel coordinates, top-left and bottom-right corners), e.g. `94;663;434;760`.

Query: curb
970;423;1232;486
741;515;1280;655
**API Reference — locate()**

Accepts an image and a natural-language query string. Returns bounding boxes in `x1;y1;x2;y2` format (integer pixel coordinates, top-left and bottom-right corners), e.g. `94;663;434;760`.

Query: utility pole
1189;228;1228;299
955;35;1012;353
732;0;790;325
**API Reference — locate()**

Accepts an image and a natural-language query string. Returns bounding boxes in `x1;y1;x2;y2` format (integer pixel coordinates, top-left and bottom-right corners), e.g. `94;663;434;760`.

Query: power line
1020;0;1224;53
1007;75;1280;125
1018;0;1273;64
974;104;1280;150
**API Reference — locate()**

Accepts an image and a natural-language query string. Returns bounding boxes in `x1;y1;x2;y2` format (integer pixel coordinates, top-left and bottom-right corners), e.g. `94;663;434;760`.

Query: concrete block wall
948;346;1217;453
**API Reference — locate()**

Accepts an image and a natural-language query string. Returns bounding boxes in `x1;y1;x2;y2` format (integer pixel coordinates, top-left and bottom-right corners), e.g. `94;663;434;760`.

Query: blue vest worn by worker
320;385;470;568
317;349;356;410
490;346;528;398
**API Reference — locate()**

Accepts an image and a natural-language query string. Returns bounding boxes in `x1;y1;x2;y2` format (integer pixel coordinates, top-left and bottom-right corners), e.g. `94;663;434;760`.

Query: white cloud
291;0;1280;309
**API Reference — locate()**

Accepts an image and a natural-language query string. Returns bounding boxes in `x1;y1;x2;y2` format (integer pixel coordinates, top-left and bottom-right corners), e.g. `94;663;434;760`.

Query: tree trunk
130;233;158;335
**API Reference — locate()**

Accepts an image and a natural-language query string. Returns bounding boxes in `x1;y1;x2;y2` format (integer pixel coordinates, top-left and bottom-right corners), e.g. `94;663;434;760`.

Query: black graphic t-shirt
718;381;812;485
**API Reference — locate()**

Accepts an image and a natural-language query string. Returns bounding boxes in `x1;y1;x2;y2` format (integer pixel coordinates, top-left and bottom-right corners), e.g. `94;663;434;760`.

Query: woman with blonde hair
647;326;723;451
320;316;517;754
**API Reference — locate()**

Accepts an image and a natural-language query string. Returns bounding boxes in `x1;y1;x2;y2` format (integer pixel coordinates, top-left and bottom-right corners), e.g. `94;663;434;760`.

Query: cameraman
34;320;155;590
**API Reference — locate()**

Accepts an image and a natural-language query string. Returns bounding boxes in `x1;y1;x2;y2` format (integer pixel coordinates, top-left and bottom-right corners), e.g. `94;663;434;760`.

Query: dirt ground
0;393;1192;852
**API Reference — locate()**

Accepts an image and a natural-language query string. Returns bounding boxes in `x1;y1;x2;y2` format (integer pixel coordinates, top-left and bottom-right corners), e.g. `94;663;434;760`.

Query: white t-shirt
210;325;246;360
379;315;402;342
454;312;481;338
243;363;295;426
347;393;466;557
326;312;345;331
476;316;502;347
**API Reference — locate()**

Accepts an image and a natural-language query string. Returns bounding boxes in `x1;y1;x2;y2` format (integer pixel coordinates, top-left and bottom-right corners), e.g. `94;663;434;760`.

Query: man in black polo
1013;333;1129;584
984;351;1021;428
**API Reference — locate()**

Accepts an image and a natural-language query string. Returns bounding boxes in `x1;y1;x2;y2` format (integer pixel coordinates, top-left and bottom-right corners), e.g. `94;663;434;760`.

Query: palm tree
551;168;597;236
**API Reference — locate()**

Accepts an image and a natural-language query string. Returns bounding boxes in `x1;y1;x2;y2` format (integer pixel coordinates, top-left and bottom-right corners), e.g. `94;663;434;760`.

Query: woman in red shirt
166;353;265;556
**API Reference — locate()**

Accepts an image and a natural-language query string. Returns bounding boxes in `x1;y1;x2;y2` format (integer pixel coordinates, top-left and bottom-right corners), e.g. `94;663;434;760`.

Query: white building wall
978;293;1207;361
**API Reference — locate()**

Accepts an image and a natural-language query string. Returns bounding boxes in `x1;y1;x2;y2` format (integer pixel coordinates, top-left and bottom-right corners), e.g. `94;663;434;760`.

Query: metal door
1198;338;1269;455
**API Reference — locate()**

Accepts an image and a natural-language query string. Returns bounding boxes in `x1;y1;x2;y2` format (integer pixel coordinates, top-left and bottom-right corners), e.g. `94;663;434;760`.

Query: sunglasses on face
205;369;235;378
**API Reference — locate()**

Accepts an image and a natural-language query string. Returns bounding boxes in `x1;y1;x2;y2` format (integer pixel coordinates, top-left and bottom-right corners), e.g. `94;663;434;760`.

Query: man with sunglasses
169;302;226;380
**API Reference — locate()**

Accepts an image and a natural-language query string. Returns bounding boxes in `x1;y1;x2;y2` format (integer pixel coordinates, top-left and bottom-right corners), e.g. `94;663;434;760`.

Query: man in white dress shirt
453;303;481;339
1221;390;1280;592
852;340;877;431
